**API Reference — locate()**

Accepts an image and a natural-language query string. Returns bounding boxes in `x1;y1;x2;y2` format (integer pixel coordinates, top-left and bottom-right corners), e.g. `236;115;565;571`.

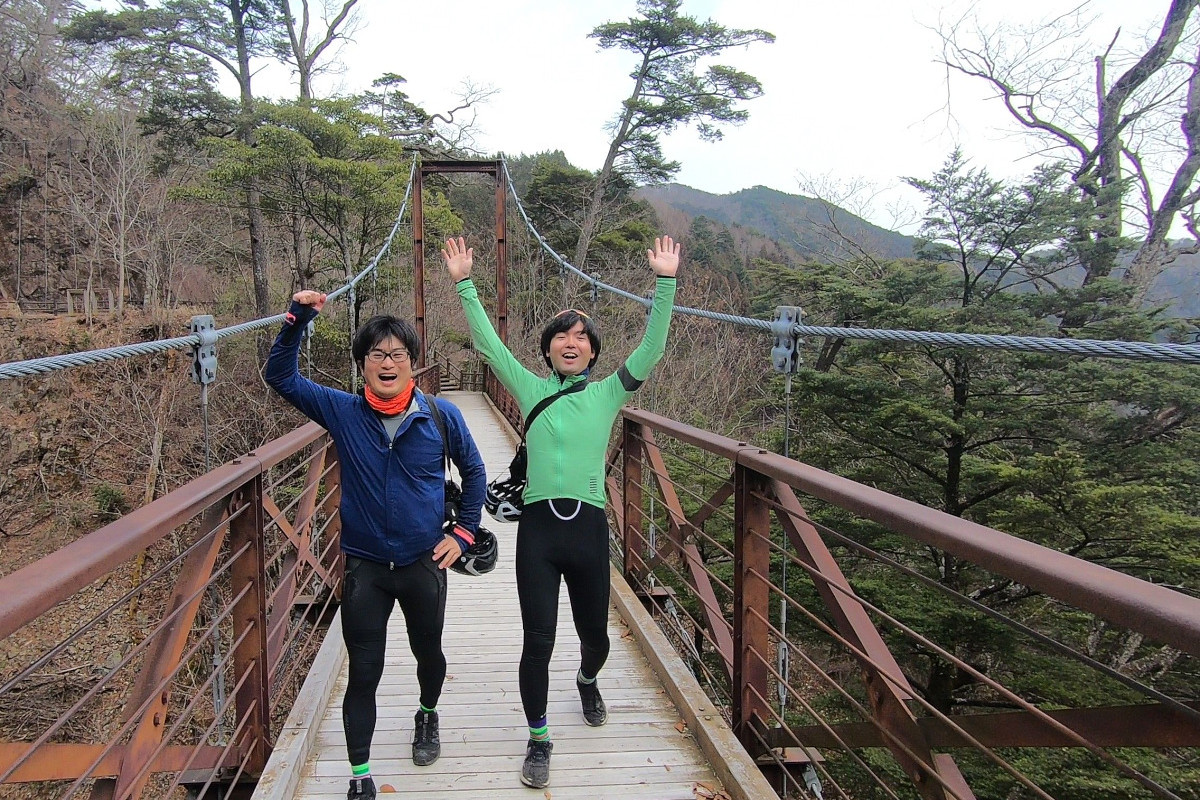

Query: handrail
622;406;1200;658
0;423;345;798
611;405;1200;800
0;457;260;640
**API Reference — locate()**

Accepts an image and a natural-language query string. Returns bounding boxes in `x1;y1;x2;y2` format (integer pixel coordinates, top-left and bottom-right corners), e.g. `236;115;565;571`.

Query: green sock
351;762;370;777
529;724;550;742
420;703;436;714
577;669;596;684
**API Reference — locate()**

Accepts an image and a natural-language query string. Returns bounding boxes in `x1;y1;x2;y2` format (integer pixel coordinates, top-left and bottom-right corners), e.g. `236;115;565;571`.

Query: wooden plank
298;763;718;791
310;749;722;775
294;778;707;799
315;708;691;735
256;392;728;800
314;724;696;750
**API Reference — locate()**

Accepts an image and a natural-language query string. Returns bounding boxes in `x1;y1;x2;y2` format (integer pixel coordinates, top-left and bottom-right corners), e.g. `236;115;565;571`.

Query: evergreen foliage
2;4;1197;796
745;151;1199;798
573;0;774;270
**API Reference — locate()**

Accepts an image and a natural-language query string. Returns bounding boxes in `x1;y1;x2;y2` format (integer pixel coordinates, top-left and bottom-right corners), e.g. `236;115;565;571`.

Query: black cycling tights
516;499;611;723
340;554;447;765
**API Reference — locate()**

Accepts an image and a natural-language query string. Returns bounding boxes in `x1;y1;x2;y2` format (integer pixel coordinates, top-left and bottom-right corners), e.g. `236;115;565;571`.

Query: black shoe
412;709;441;766
520;738;553;789
347;776;376;799
577;677;608;726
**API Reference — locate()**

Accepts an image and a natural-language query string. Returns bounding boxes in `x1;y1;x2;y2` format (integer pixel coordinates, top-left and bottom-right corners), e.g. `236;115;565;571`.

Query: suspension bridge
0;159;1198;800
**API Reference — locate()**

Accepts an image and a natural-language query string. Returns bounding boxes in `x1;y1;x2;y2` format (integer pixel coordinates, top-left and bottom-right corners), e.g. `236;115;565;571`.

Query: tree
750;152;1198;715
525;160;655;265
0;0;83;95
276;0;360;101
687;215;744;284
64;107;167;315
936;0;1200;311
214;98;409;292
573;0;773;271
361;73;495;155
0;0;87;307
905;148;1080;306
66;0;287;322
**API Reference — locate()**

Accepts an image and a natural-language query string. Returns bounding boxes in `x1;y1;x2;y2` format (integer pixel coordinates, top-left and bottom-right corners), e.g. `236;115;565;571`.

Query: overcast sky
257;0;1172;233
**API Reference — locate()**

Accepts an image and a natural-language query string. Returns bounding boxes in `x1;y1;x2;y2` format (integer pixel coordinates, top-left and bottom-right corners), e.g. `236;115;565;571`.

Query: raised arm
264;290;341;427
623;236;680;382
443;237;542;406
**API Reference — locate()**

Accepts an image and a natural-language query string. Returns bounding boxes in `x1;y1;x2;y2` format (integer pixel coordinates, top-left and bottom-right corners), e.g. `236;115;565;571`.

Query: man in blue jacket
266;289;486;800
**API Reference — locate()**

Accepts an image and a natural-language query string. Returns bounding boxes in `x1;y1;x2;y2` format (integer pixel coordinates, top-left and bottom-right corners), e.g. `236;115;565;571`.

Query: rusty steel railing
604;407;1200;800
0;422;346;799
0;364;443;800
456;364;486;393
484;365;521;432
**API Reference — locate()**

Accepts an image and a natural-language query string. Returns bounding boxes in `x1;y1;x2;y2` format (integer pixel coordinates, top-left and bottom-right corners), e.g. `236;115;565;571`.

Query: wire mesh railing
0;423;346;800
604;407;1200;800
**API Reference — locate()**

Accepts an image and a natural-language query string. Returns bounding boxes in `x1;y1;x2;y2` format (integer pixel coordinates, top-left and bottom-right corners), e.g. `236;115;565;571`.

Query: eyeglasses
554;308;590;319
366;349;410;364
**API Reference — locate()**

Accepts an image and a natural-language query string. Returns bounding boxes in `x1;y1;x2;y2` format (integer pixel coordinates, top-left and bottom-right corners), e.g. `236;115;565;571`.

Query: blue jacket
265;303;486;568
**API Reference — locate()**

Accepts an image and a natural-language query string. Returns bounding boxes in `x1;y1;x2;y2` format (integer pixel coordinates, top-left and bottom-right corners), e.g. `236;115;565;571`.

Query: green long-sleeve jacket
457;276;677;509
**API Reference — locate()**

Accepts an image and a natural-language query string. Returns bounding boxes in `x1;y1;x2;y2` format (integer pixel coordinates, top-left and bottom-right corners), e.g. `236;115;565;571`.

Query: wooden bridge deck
253;391;737;800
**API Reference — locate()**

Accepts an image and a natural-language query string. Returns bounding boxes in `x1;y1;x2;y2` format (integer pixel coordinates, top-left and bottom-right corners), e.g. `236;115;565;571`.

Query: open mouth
376;372;399;385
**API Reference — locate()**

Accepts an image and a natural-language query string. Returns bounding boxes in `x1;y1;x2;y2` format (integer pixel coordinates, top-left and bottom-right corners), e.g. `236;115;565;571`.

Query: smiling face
547;321;594;376
361;335;412;400
540;310;601;377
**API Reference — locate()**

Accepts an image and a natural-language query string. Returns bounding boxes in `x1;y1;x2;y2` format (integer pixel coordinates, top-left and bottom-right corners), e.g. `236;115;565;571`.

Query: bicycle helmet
450;526;498;576
485;476;525;523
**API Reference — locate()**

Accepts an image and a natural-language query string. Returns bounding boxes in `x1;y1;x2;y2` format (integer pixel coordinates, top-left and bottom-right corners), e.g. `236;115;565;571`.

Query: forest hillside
1;2;1197;799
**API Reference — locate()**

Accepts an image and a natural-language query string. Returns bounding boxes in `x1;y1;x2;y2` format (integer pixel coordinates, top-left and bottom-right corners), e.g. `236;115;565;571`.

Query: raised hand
442;236;474;281
647;235;681;277
292;289;327;312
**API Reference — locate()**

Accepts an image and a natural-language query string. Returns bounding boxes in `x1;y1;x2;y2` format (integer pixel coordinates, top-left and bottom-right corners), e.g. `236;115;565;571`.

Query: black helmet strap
508;381;587;481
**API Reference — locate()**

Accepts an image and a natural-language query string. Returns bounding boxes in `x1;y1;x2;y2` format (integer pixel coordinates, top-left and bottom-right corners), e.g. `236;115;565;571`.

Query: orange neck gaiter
364;380;415;416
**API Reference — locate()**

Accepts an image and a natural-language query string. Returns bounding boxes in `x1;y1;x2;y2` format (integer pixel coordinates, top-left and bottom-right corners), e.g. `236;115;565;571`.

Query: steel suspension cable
498;156;1200;365
0;161;417;381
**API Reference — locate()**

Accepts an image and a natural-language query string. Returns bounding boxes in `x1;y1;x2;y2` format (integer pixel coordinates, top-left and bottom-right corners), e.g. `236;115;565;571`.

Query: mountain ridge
637;182;1198;318
636;182;916;261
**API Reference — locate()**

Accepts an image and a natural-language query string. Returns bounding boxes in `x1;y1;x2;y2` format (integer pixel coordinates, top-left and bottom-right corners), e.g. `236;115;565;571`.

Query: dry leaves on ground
693;782;733;799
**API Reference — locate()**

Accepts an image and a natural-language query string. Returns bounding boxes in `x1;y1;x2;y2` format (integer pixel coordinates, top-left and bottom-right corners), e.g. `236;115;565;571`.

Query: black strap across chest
523;380;587;440
426;393;452;474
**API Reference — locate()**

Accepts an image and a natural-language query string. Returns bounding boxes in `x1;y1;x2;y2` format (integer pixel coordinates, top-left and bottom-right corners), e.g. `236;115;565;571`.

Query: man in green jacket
443;235;680;789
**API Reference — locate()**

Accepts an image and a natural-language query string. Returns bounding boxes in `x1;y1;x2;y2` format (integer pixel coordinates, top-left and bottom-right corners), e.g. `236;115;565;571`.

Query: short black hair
352;315;420;366
539;310;601;370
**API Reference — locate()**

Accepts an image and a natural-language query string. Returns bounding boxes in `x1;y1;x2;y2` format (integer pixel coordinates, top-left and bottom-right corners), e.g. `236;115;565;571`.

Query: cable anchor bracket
770;306;803;374
189;315;218;385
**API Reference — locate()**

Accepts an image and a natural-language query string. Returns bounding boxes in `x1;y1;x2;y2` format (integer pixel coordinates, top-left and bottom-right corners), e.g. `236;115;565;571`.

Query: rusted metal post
413;160;503;364
733;463;772;751
102;502;231;800
412;165;426;368
228;476;271;775
771;480;954;800
640;429;684;564
495;165;508;345
265;440;330;674
622;417;644;582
